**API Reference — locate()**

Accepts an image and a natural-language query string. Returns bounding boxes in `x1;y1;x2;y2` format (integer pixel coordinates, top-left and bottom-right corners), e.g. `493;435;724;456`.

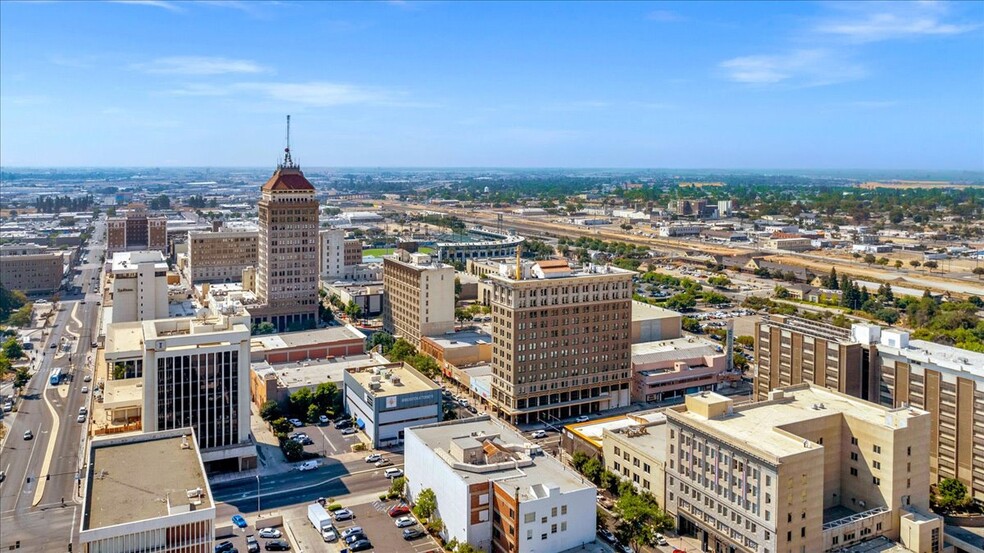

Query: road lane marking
32;388;62;506
212;463;405;503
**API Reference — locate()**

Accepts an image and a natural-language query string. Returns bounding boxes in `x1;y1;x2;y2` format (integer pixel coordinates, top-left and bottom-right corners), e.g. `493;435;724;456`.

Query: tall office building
319;228;346;280
665;384;940;553
382;250;455;346
487;259;634;424
253;134;319;332
108;251;169;324
875;329;984;503
106;206;167;255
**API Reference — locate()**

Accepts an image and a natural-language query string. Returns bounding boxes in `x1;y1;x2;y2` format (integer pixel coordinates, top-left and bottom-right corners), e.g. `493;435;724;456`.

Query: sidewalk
250;404;294;477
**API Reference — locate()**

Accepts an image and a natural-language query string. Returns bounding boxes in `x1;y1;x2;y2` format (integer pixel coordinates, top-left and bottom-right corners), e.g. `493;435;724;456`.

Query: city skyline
1;1;982;170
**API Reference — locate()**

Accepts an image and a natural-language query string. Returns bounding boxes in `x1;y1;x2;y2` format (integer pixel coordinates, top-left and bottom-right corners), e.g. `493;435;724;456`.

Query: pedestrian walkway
250;404;293;477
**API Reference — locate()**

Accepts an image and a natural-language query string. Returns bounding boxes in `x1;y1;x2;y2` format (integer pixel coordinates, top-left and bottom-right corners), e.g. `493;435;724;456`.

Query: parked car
340;427;357;435
403;527;426;540
77;414;86;423
333;508;355;521
231;514;247;528
575;415;590;423
617;543;633;553
214;541;235;553
257;528;282;539
374;458;392;467
83;374;92;382
81;386;89;393
318;415;329;424
288;418;303;427
395;516;416;528
334;419;353;429
388;504;411;517
245;536;259;553
0;471;5;483
344;532;367;545
349;539;373;552
340;526;364;539
656;533;669;546
598;529;617;543
263;540;290;551
365;453;382;463
384;468;404;479
530;430;547;439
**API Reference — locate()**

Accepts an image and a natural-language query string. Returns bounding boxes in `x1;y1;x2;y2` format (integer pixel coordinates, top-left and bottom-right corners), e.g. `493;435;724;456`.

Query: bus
49;367;62;386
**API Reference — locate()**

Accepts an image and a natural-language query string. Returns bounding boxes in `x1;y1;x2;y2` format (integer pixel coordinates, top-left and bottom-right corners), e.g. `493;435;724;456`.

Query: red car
388;504;411;517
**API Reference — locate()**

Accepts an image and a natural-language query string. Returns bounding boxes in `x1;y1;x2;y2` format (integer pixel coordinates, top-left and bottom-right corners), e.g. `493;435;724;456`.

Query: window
527;530;533;540
850;452;858;461
873;460;881;469
524;513;535;523
541;534;547;541
787;531;792;542
851;437;858;445
614;446;620;456
801;527;806;538
561;505;567;515
561;522;567;532
873;445;881;454
551;507;557;517
551;524;557;534
873;477;881;485
850;467;858;476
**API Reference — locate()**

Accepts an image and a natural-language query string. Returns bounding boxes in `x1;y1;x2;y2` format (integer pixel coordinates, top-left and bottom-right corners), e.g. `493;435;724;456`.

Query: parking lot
215;516;291;553
289;500;441;553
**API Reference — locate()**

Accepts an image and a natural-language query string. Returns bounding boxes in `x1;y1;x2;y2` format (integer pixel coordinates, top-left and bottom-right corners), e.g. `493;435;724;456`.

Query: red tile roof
261;167;314;192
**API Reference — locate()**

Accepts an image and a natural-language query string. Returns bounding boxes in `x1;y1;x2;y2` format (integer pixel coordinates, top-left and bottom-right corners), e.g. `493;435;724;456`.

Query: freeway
0;221;105;552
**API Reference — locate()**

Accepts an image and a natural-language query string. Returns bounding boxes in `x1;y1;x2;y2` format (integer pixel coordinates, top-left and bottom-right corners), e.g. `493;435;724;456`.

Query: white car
575;415;590;423
384;468;404;479
258;528;282;539
395;516;416;528
530;430;547;439
365;453;382;463
77;414;85;423
297;460;318;471
81;386;89;393
655;533;669;546
288;418;304;427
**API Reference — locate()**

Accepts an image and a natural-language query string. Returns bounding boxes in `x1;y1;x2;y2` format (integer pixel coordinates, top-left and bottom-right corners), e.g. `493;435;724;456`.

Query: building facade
875;330;984;503
108;251;169;324
253;154;320;332
187;230;258;284
106;208;167;255
0;243;64;295
405;417;596;553
487;260;634;424
382;250;455;346
602;418;667;503
665;385;939;553
80;429;215;553
342;362;442;448
343;239;363;267
319;228;346;279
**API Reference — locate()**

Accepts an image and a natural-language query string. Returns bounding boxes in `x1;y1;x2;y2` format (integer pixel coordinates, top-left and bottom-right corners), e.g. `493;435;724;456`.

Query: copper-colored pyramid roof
261;166;314;192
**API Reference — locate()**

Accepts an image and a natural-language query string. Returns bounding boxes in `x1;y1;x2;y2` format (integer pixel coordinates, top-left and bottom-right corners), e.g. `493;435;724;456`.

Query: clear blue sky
1;1;982;170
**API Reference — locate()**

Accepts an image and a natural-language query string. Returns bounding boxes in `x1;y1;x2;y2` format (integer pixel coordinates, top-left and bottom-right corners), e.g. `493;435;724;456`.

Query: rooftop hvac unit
391;376;401;385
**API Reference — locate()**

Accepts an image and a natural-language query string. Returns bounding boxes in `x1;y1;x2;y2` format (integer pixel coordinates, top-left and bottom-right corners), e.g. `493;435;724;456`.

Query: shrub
326;502;342;512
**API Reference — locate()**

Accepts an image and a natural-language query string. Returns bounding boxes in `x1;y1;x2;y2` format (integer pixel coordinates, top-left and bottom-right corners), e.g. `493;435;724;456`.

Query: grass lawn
363;246;433;257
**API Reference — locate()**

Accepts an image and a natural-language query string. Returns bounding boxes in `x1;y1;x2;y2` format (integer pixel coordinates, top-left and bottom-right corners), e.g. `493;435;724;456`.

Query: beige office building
602;416;668;503
187;230;258;284
108;251;169;324
382;250;455;346
253;153;319;332
0;243;64;295
876;329;984;503
487;259;634;424
665;384;941;553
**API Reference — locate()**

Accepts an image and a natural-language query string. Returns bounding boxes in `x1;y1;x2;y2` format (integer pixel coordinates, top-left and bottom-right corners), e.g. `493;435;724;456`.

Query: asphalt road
0;223;104;552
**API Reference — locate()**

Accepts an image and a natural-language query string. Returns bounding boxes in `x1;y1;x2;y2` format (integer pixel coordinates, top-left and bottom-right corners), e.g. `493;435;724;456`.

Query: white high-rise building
109;251;168;324
319;228;346;279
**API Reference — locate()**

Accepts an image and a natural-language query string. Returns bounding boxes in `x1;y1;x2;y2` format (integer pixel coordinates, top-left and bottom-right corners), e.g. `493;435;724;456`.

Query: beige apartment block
382;250;455;346
0;243;64;294
602;417;667;504
187;230;258;284
253;157;319;332
754;315;878;402
665;384;940;553
876;329;984;503
344;239;363;266
486;259;634;424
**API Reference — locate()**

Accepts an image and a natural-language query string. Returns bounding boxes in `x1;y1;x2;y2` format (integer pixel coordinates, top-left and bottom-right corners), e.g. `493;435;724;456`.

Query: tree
0;284;28;321
974;267;984;280
271;417;292;435
260;400;282;422
924;260;939;272
681;317;702;334
614;491;674;550
455;543;481;553
252;322;276;335
414;488;438;519
909;260;922;270
876;257;890;266
582;457;603;483
313;381;339;413
894;260;904;270
825;267;838;289
863;253;876;265
367;331;396;353
306;403;322;423
2;337;24;360
733;352;750;371
571;451;589;472
390;476;407;496
13;367;30;390
289;387;313;419
6;304;32;327
736;335;755;348
707;275;731;288
409;354;440;378
281;438;303;461
388;339;417;362
0;355;11;378
344;300;362;322
773;285;790;299
935;477;970;511
702;291;729;305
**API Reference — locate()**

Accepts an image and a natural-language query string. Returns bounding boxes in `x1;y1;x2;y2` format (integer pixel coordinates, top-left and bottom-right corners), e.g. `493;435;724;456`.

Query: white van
297;460;319;472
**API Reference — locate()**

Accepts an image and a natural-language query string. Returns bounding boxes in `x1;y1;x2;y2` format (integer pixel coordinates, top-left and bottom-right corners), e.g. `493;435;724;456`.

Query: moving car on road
296;460;318;472
575;415;590;423
530;430;547;439
23;430;33;440
365;453;382;463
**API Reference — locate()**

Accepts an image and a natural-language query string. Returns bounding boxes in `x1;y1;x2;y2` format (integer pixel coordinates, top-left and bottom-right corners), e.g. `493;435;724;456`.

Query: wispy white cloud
133;56;268;75
163;80;415;108
646;10;685;23
0;95;50;107
719;49;864;87
109;0;183;12
815;2;980;43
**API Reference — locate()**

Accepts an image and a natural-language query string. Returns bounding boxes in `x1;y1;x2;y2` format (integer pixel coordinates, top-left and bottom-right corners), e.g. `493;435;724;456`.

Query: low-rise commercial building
249;353;385;410
631;337;731;403
248;325;365;363
631;301;682;343
80;429;215;553
420;330;493;374
405;417;596;553
665;384;940;553
321;281;384;316
343;362;442;448
602;416;668;502
560;410;668;459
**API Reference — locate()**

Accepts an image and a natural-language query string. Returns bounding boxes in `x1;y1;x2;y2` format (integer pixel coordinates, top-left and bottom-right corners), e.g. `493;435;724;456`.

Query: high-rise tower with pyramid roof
252;116;320;331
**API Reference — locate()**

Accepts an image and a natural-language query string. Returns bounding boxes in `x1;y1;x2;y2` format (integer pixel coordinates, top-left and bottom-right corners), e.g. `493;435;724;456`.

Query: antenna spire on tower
281;114;296;169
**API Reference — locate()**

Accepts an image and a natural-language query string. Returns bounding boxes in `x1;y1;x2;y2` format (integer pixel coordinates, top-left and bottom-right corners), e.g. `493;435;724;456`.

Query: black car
349;539;373;552
214;542;235;553
403;528;426;540
334;419;353;429
264;540;290;551
344;532;367;545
